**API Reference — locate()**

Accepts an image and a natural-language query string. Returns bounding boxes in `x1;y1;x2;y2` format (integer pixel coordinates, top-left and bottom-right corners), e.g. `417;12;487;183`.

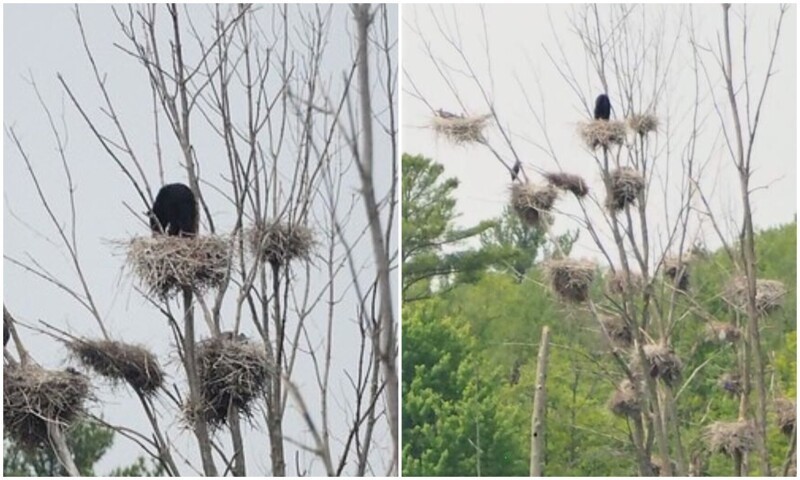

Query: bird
436;108;460;119
594;94;611;121
511;161;521;181
149;183;199;237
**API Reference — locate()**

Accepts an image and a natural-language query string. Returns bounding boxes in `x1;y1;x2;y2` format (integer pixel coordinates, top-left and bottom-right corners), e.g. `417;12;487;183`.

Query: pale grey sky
403;4;796;264
4;3;396;476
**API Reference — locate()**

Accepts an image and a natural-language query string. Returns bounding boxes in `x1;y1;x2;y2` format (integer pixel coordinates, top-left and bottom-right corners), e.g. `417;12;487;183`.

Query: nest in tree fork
718;372;742;396
188;335;271;427
599;314;633;348
704;420;755;457
3;365;90;450
509;182;558;229
705;321;741;344
724;276;786;315
775;398;796;437
609;379;640;417
637;343;682;386
248;221;315;266
605;270;643;296
606;167;644;212
126;235;231;298
545;259;595;302
67;338;164;396
579;120;626;150
627;114;659;136
543;172;589;198
431;113;491;144
663;256;690;292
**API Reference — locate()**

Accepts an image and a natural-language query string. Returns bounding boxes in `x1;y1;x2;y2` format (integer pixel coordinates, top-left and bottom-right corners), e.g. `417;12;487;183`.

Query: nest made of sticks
579;120;627;150
509;182;558;229
775;398;796;437
126;235;231;298
431;113;491;144
609;379;640;417
663;257;690;292
605;270;643;297
606;167;644;212
639;343;682;386
717;372;742;396
627;114;659;136
67;338;163;396
191;335;271;427
248;221;315;266
704;420;755;457
705;321;741;344
599;314;633;348
724;276;787;315
545;259;595;302
543;172;589;198
3;365;90;449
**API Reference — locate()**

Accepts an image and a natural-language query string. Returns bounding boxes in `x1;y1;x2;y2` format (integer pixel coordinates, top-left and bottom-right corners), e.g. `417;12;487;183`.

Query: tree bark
530;326;550;476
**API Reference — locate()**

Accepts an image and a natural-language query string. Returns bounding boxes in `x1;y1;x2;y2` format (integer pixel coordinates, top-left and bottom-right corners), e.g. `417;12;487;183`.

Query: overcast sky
4;3;396;476
402;4;796;264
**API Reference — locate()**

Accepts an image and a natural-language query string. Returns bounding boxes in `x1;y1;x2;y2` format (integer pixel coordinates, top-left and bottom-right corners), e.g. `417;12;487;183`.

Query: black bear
594;94;611;120
149;183;199;237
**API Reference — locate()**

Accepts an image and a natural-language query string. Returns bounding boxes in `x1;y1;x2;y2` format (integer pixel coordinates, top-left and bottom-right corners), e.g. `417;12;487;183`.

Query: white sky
402;4;796;265
4;3;396;476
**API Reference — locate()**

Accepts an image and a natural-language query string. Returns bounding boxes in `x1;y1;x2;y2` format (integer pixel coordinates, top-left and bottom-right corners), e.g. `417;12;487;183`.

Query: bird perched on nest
511;161;521;181
436;108;463;119
149;183;199;237
594;94;611;120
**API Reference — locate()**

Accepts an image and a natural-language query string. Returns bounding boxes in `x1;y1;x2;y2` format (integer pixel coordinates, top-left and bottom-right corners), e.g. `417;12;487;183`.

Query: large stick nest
627;114;659;136
509;182;558;229
704;420;755;457
724;276;786;315
431;113;491;144
545;259;595;303
248;221;316;266
775;398;796;437
717;372;742;396
599;314;633;348
543;172;589;198
608;379;640;417
606;167;644;212
605;270;643;296
126;235;231;298
705;321;741;344
663;257;690;292
579;120;627;150
67;338;163;396
189;335;271;427
638;343;682;386
3;365;91;450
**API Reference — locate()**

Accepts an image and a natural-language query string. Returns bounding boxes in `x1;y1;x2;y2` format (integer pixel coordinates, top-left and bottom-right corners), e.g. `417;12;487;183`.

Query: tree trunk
530;326;550;476
47;422;80;476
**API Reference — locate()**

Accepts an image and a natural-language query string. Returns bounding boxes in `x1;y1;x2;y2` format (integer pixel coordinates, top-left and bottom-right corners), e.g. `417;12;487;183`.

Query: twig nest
67;338;163;396
606;167;644;212
543;172;589;198
704;420;755;457
724;276;786;315
639;343;682;386
431;112;491;144
3;365;90;449
248;221;315;266
705;321;741;344
509;182;558;228
191;334;271;427
545;259;595;302
608;379;639;417
627;114;659;136
126;235;231;298
599;314;633;348
717;372;742;396
775;398;796;437
579;120;626;150
605;270;643;296
663;257;690;292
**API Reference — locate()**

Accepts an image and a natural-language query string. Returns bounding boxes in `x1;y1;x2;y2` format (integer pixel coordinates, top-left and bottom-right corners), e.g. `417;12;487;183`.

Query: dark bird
436;108;463;119
511;161;521;181
149;183;199;237
594;93;611;121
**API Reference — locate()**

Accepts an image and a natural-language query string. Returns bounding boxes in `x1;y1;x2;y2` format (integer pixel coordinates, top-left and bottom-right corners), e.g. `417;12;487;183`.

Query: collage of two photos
3;2;798;478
